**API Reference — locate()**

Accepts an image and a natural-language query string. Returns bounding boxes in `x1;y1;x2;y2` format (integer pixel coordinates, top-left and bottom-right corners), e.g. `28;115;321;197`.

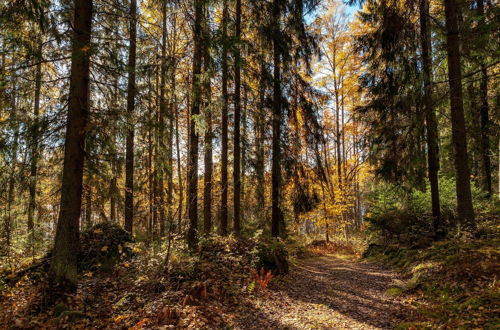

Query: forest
0;0;498;328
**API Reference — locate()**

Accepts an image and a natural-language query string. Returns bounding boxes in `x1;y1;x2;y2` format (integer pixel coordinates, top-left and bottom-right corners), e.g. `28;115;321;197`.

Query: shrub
256;239;289;275
364;178;498;245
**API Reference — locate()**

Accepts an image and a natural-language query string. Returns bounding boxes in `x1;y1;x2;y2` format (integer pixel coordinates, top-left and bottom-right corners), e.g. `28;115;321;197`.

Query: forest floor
231;253;418;329
5;229;497;329
1;245;420;329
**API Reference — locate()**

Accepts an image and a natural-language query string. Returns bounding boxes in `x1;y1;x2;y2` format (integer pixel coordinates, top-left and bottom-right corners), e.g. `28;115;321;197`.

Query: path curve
234;254;418;329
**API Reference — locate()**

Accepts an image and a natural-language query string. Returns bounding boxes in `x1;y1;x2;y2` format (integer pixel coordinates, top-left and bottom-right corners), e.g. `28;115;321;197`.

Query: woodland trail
233;254;418;330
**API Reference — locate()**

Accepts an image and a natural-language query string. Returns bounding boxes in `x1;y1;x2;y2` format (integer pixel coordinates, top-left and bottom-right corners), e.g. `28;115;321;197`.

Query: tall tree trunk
174;71;183;232
124;0;137;234
477;0;492;196
271;0;281;237
28;43;42;241
5;78;19;253
157;0;168;237
203;9;213;234
241;82;247;223
187;0;203;249
50;0;93;289
443;0;475;231
233;0;242;234
256;51;266;221
479;63;491;196
419;0;442;235
147;87;153;237
220;0;229;236
110;74;119;223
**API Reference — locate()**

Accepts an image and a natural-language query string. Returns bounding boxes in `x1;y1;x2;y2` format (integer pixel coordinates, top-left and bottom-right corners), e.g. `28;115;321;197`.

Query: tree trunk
124;0;137;234
187;0;203;250
203;9;213;234
5;77;19;253
174;72;183;233
50;0;93;290
443;0;475;231
157;0;168;237
110;74;119;224
477;0;492;196
479;63;491;196
256;51;266;222
220;0;229;236
419;0;442;235
28;43;42;240
233;0;242;234
241;82;248;223
271;0;281;238
85;183;92;228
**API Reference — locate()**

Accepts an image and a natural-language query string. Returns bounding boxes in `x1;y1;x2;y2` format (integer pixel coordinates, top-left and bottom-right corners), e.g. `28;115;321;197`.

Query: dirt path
234;254;418;329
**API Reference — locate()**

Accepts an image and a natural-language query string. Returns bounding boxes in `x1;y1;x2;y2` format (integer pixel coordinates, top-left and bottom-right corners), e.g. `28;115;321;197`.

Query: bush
256;239;289;275
364;178;498;245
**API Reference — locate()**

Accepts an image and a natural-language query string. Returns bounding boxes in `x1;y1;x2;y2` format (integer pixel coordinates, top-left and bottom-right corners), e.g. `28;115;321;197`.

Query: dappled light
0;0;498;328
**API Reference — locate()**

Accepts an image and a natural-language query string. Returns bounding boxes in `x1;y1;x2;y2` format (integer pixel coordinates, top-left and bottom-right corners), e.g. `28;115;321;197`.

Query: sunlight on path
235;255;417;330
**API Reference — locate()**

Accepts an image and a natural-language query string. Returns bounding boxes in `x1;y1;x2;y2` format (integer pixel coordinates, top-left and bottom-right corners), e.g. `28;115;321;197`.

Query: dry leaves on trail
232;254;419;330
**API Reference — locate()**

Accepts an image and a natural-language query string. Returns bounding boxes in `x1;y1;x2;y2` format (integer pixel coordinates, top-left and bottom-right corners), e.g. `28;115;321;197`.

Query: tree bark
187;0;203;250
233;0;242;234
28;43;42;239
443;0;475;231
419;0;442;235
5;77;19;253
271;0;281;237
203;8;213;234
477;0;492;196
157;0;168;237
256;51;266;221
220;0;229;236
50;0;93;289
124;0;137;234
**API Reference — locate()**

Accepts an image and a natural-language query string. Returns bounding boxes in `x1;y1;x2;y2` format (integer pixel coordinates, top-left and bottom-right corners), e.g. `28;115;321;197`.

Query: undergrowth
364;236;500;328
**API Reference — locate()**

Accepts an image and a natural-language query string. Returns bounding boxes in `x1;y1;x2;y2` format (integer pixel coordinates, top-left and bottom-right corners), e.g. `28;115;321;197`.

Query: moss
385;287;403;296
363;236;500;328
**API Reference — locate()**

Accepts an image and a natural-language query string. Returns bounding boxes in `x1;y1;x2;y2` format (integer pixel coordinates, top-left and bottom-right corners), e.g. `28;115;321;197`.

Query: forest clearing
0;0;498;328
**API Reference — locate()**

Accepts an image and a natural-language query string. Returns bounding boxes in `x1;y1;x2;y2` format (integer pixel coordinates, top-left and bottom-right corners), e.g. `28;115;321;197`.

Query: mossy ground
364;237;500;328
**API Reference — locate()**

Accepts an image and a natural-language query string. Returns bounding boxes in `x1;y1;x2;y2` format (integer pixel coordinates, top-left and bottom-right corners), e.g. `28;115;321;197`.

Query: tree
220;0;229;236
203;5;213;234
27;40;43;249
50;0;93;289
271;0;282;237
443;0;475;232
233;0;242;234
124;0;137;234
187;0;204;249
419;0;441;235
